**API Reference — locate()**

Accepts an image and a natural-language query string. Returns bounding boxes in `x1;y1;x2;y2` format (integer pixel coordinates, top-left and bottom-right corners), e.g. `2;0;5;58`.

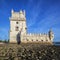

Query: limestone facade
9;9;54;44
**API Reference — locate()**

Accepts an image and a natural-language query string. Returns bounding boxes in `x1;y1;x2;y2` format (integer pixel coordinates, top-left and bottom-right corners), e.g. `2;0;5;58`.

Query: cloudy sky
0;0;60;42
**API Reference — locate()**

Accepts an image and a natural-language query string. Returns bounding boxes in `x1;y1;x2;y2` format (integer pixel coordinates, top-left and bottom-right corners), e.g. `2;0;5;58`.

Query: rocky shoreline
0;44;60;60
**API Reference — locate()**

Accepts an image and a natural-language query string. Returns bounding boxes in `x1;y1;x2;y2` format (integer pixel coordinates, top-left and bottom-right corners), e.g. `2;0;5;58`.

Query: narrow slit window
16;22;18;24
41;40;43;42
16;26;19;31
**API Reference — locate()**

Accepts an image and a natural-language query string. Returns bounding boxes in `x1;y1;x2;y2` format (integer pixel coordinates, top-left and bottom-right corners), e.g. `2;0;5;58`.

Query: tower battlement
10;9;26;20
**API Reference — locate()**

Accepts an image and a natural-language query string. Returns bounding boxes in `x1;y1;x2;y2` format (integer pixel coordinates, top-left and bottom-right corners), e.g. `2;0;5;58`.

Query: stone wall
21;33;53;44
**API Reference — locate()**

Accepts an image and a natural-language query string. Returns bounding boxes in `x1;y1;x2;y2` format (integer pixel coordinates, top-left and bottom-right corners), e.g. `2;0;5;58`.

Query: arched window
25;27;27;30
16;22;18;24
15;26;19;31
36;40;38;41
32;39;33;41
46;40;48;41
41;40;43;42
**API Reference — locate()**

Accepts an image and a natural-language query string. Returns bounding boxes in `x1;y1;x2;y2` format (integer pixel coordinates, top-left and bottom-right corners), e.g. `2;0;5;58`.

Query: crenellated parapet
10;9;26;20
26;33;48;37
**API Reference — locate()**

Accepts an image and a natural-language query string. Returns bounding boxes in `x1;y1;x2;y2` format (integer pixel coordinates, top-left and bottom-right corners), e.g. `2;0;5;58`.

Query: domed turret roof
19;10;25;19
20;10;23;14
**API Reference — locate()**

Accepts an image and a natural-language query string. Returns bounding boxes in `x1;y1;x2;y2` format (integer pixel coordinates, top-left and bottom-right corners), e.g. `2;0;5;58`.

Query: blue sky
0;0;60;42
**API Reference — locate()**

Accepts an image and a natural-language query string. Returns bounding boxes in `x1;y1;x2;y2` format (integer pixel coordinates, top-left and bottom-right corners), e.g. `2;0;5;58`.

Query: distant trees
0;39;9;43
0;40;2;42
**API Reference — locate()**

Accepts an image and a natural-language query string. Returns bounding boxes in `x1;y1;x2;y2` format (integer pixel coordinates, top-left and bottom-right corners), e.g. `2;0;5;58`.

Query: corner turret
48;29;54;41
11;9;14;13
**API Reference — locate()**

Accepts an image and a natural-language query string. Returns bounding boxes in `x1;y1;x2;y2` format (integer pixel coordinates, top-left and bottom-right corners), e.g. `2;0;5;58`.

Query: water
53;42;60;46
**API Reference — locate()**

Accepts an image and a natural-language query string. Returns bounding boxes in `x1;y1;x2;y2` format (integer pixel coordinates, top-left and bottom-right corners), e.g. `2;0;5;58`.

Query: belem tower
9;9;54;44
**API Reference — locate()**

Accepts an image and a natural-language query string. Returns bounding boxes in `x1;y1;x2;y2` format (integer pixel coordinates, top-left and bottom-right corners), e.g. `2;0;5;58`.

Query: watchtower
9;9;27;43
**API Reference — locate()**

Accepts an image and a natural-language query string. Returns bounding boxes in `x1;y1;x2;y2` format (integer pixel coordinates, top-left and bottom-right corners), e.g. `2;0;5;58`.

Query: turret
20;10;23;14
23;10;25;16
48;29;54;41
11;9;14;13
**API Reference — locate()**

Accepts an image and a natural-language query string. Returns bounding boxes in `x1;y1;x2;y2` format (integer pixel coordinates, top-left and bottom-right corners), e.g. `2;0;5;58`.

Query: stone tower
9;9;27;43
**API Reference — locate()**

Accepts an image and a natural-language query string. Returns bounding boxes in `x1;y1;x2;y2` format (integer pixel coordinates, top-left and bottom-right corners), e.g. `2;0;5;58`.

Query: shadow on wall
16;33;21;44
